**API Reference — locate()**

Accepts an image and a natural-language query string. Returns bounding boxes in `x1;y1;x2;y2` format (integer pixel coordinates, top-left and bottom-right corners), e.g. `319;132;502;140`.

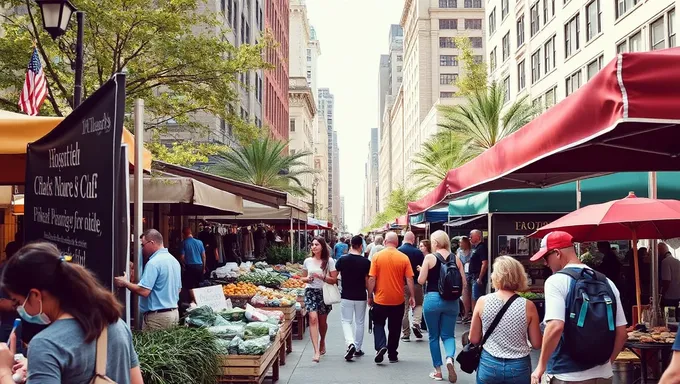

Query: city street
278;308;540;384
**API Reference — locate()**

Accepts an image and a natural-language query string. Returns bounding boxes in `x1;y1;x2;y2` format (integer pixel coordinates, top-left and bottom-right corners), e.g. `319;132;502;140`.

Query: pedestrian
0;242;143;383
368;231;416;364
469;256;542;384
398;231;425;342
363;235;372;257
530;231;628;384
336;235;371;361
419;239;432;256
368;235;385;260
181;227;207;290
457;236;473;324
660;242;680;318
468;229;489;312
116;229;182;331
418;230;466;382
333;236;348;260
301;237;338;363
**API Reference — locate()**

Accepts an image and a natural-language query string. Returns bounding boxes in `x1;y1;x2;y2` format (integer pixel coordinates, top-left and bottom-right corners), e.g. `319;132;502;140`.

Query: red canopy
408;48;680;214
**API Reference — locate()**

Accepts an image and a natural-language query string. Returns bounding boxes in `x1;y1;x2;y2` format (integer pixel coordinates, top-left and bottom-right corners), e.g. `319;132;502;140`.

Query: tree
366;185;418;230
410;130;468;193
438;81;537;158
210;137;318;197
0;0;270;158
454;36;488;96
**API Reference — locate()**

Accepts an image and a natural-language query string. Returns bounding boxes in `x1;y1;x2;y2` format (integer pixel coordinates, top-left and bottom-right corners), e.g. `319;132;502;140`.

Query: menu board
24;74;126;289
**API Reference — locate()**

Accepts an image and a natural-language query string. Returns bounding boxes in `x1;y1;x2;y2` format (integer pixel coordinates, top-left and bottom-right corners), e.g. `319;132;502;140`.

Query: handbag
89;327;117;384
456;294;519;374
322;263;341;305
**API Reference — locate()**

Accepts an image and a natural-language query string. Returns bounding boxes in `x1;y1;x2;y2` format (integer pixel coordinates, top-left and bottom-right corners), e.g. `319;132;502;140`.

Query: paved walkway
277;307;538;383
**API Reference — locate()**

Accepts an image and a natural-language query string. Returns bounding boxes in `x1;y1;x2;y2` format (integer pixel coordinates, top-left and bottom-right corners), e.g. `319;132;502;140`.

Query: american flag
18;47;47;116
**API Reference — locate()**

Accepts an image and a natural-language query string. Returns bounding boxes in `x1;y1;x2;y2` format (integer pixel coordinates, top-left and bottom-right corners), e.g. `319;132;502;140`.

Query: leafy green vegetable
218;307;247;322
238;336;272;355
185;306;217;328
244;322;279;340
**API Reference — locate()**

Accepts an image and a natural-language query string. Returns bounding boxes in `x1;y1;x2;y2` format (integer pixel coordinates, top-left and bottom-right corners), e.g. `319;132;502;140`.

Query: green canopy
449;172;680;217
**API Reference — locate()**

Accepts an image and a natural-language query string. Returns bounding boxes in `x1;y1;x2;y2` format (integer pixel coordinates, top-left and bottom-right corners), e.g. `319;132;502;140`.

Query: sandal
312;354;320;363
429;371;443;381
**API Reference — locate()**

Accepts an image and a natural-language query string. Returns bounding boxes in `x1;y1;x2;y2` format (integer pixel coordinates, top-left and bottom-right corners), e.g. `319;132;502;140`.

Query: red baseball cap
530;231;574;262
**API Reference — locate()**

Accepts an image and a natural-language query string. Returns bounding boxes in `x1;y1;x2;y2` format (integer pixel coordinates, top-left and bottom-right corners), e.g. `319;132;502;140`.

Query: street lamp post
35;0;84;108
311;177;319;218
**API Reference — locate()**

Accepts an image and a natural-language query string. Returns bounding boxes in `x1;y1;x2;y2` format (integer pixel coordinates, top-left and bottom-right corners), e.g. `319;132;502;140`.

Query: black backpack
558;267;617;365
434;252;463;301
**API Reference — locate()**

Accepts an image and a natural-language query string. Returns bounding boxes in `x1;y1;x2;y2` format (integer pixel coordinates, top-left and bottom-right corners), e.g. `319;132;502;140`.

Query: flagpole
73;11;84;108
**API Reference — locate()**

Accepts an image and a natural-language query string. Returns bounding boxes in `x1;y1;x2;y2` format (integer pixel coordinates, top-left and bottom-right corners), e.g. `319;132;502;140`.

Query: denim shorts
476;349;531;384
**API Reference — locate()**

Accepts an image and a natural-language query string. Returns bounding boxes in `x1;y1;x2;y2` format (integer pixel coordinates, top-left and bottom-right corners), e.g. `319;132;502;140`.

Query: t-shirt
181;237;205;265
369;247;414;306
397;243;425;281
544;264;627;381
469;241;488;275
335;254;371;301
139;248;182;313
303;257;336;290
662;256;680;299
368;245;385;261
27;318;138;384
333;243;348;260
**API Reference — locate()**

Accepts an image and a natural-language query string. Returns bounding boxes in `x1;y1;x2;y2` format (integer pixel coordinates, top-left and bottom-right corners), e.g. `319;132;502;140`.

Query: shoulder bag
456;294;519;374
89;327;117;384
322;262;341;305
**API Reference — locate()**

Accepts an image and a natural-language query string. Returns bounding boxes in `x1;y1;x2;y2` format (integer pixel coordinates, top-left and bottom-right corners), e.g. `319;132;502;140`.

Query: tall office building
332;130;341;228
307;26;321;98
264;0;290;142
318;88;336;221
363;128;380;228
485;0;675;111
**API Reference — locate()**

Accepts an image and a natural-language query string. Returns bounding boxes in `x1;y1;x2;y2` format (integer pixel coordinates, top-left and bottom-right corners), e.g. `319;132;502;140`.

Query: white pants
340;299;367;351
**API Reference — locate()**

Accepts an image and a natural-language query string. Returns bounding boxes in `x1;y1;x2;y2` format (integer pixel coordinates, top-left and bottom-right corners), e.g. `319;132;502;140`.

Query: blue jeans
476;350;531;384
423;292;459;367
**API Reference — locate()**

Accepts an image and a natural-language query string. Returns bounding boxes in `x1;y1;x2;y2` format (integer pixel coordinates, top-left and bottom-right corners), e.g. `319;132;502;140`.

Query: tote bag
322;263;341;305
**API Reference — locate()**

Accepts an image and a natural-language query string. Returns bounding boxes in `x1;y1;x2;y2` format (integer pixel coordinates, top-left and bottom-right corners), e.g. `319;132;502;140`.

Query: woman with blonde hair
418;230;466;382
469;256;542;384
457;236;473;324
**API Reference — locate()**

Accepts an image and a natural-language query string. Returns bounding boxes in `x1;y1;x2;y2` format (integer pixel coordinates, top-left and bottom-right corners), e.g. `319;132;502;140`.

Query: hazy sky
306;0;404;233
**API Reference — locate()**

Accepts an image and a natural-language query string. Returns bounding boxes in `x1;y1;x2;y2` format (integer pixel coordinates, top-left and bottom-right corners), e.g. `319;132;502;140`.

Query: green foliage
146;140;227;167
0;0;271;150
438;82;538;157
368;185;418;229
266;245;307;265
454;36;488;96
133;327;219;384
210;137;319;196
410;130;469;193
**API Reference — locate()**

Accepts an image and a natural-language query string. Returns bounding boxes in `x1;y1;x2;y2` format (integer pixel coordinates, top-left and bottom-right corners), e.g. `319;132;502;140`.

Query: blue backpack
558;267;617;365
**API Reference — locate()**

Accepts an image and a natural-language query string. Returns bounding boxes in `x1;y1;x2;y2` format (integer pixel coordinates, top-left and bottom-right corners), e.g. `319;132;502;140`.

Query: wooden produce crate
218;332;281;384
259;305;296;321
277;320;293;365
292;308;307;340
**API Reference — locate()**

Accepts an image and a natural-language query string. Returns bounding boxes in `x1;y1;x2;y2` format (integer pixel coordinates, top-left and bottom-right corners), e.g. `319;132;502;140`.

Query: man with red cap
530;231;628;384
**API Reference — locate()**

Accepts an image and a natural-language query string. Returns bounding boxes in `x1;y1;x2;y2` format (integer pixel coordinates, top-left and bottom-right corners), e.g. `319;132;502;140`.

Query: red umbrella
530;192;680;321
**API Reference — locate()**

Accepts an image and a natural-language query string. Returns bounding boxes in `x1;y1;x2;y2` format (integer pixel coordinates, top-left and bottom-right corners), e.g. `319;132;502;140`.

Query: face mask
17;294;51;325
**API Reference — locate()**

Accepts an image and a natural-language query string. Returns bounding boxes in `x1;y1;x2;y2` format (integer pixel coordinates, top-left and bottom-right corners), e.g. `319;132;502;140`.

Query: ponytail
2;242;122;343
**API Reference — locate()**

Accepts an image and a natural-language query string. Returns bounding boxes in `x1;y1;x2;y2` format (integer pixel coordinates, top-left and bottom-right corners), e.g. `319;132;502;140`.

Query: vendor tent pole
132;99;144;330
290;217;294;263
297;218;301;253
632;230;642;324
487;213;492;294
649;171;661;326
575;180;582;255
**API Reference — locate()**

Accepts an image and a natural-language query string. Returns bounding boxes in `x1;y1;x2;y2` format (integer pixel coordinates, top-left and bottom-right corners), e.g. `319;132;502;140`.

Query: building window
307;49;312;61
531;49;541;83
470;37;483;48
670;9;676;48
616;41;628;54
518;60;526;91
543;0;549;23
439;0;457;7
290;119;296;132
440;55;459;66
616;0;639;19
490;47;497;71
440;19;458;29
473;55;483;63
440;92;455;98
651;16;666;50
586;0;601;42
440;37;456;48
544;35;555;73
489;8;496;34
545;86;557;108
517;16;525;47
629;30;642;52
439;73;458;85
502;32;510;61
397;55;403;61
532;97;542;110
564;14;580;58
586;55;604;80
464;0;482;7
565;70;582;96
530;3;540;36
465;19;482;29
502;76;510;103
501;0;509;19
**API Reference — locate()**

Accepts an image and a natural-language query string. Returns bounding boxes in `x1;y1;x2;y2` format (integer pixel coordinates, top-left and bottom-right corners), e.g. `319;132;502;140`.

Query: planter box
218;332;281;383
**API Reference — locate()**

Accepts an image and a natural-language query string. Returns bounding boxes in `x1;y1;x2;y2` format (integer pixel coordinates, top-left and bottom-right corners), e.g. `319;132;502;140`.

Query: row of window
440;19;483;30
439;0;482;8
439;37;484;49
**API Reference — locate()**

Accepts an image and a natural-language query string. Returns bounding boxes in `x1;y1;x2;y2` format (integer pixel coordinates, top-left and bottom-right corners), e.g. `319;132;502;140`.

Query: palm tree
438;81;537;157
368;185;418;229
410;130;468;193
210;137;318;196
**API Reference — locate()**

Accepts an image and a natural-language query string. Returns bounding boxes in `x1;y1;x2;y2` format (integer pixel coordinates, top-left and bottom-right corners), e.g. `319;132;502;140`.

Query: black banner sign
25;74;126;289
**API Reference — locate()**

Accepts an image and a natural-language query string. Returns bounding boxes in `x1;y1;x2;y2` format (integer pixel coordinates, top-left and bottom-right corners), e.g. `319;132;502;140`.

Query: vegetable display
518;292;545;300
237;269;287;287
282;278;305;288
238;336;273;355
223;282;258;296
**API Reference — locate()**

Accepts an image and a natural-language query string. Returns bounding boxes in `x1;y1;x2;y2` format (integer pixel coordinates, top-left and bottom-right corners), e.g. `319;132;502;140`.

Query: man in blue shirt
334;236;348;260
181;227;207;291
116;229;182;331
398;232;425;341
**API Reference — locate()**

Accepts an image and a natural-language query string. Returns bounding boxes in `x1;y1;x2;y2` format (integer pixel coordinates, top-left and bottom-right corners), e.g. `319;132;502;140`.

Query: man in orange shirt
368;231;416;364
